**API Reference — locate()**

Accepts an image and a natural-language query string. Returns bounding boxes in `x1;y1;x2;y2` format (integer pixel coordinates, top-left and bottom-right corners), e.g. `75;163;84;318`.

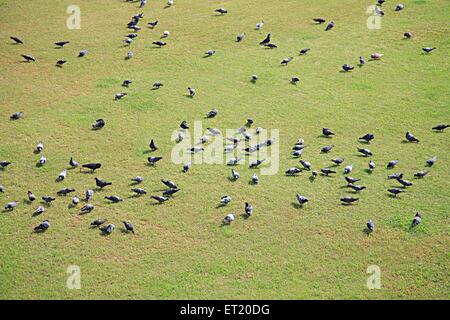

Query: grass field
0;0;449;299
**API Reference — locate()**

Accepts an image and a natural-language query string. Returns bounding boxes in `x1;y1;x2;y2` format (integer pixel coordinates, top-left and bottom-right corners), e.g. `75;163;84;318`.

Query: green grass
0;0;449;299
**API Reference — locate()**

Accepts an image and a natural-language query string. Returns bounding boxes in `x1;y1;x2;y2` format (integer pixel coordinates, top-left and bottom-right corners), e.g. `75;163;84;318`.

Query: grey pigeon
34;220;50;232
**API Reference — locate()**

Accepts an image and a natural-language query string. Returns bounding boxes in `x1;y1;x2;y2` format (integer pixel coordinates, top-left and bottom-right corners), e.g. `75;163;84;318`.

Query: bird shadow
362;228;372;236
240;214;250;220
364;169;373;175
227;177;238;182
291;202;303;209
308;176;316;183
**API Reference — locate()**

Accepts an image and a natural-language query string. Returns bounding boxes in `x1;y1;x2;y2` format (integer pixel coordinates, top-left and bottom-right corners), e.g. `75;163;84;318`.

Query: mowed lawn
0;0;449;299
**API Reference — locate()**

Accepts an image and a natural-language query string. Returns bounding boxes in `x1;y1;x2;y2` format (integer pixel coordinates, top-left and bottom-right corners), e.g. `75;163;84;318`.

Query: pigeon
34;220;50;232
55;41;70;47
189;146;204;153
236;33;245;42
72;196;79;206
206;108;218;118
36;142;44;153
369;160;375;170
182;163;191;173
82;163;101;172
147;157;163;165
33;206;45;216
122;221;135;234
10;36;23;44
405;131;419;142
259;34;271;45
151;195;169;203
313;18;326;24
131;188;147;195
344;164;353;174
57;169;67;181
321;145;334;153
10;112;24;120
207;127;221;135
105;196;123;203
90;219;106;228
291;77;300;84
4;201;18;210
131;176;144;184
299;160;311;170
432;124;449;132
411;212;421;227
187;87;196;97
38;155;47;165
375;6;384;16
255;20;264;30
57;188;75;196
347;184;366;192
147;20;158;28
342;64;354;72
292;144;305;151
92;119;105;130
115;93;127;101
56;59;67;67
387;188;405;196
325;21;334;31
163;188;180;196
345;176;360;184
397;178;413;187
231;169;240;180
204;50;215;57
281;57;293;65
100;224;115;235
426;156;437;166
299;48;310;55
357;148;373;157
78;50;88;57
414;171;429;178
422;47;436;53
220;195;232;205
331;158;345;165
321;168;336;176
85;189;94;202
296;194;309;205
264;43;278;49
367;220;374;232
166;0;174;7
370;53;384;60
69;157;79;168
153;82;164;89
161;179;178;189
0;161;12;169
215;8;228;15
395;3;404;11
246;118;254;127
286;168;302;176
223;213;235;225
95;178;112;189
21;54;35;62
388;173;403;180
322;128;335;137
311;170;318;178
152;41;166;47
404;32;413;39
42;196;55;205
252;173;259;184
0;186;3;193
80;204;94;213
125;51;133;59
255;127;263;134
122;79;132;87
377;0;385;5
161;31;170;39
340;197;359;204
359;133;374;142
359;56;366;66
244;203;253;217
387;160;399;169
249;159;265;168
149;139;158;151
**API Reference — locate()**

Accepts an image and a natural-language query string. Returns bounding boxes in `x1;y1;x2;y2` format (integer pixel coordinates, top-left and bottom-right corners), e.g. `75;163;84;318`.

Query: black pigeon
367;220;374;232
236;33;245;42
55;41;70;47
180;121;189;129
148;157;163;165
56;59;66;67
259;34;271;45
163;188;180;196
331;158;344;165
34;220;50;232
422;47;436;53
206;108;218;118
27;191;36;202
69;157;79;168
95;178;112;188
148;20;158;28
249;159;265;169
149;139;158;151
432;124;449;132
0;161;11;169
395;4;404;11
340;197;358;204
42;196;56;204
291;77;300;84
397;178;413;187
414;171;429;178
57;188;75;196
359;56;366;66
21;54;35;62
321;168;336;176
357;148;373;157
426;156;437;166
296;194;309;205
92;119;105;130
322;128;335;137
321;145;334;153
299;160;311;170
387;160;399;169
82;163;101;172
342;64;354;72
153;82;164;89
359;133;374;142
411;212;421;227
215;8;228;15
122;80;132;87
347;184;366;192
161;179;177;189
313;18;326;24
388;173;403;180
281;57;293;65
152;41;166;47
325;21;335;31
404;32;413;39
4;201;18;210
122;221;135;233
285;168;302;176
105;196;123;203
10;111;23;120
405;131;419;142
387;188;405;196
299;48;310;55
345;176;360;184
90;219;106;227
151;195;169;203
10;36;23;44
78;50;88;57
131;188;147;195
